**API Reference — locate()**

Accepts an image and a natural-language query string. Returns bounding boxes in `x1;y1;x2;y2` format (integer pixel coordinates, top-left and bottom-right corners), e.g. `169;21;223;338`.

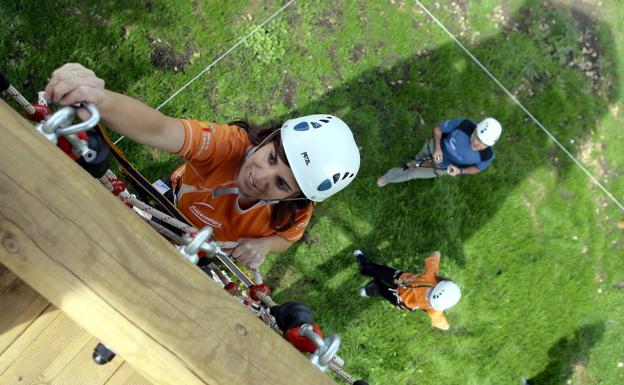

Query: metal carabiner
56;103;100;135
40;103;100;135
36;103;101;162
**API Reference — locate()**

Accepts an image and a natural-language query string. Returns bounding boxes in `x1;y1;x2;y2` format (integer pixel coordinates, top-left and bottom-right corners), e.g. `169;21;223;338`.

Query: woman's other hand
232;237;273;269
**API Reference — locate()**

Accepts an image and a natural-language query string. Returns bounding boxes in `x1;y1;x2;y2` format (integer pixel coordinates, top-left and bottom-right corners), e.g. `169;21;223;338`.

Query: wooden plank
24;327;94;385
43;337;124;385
0;100;335;385
0;272;50;356
0;312;84;384
0;305;59;376
105;363;153;385
0;264;18;291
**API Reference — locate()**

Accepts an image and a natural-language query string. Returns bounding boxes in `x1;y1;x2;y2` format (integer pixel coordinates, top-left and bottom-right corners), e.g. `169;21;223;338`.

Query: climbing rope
414;0;624;213
114;0;296;144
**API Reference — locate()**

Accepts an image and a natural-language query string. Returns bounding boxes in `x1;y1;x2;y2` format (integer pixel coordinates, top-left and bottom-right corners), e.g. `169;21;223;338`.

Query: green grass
2;0;624;384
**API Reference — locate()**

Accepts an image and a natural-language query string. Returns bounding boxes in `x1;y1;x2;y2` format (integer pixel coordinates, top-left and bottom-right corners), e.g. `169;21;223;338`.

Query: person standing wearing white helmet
45;63;360;269
354;250;460;330
377;117;502;187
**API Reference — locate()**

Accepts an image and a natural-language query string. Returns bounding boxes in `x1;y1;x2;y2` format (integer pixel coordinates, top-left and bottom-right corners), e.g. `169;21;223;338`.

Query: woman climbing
44;63;360;269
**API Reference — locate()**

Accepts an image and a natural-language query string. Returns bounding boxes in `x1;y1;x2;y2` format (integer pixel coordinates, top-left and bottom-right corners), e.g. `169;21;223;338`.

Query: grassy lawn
2;0;623;384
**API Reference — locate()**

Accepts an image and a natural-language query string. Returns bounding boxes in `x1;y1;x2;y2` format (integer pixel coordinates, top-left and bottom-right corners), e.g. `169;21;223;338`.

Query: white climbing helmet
281;114;360;202
429;280;461;311
476;117;502;146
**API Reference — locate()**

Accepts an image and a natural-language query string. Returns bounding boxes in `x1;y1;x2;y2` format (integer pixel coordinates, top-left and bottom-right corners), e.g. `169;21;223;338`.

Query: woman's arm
44;63;185;153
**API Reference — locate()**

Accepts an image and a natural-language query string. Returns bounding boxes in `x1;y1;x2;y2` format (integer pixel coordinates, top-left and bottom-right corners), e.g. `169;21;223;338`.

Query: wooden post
0;100;336;385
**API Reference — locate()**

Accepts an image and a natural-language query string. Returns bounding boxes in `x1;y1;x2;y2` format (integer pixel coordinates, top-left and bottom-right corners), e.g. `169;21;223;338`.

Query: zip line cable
414;0;624;213
114;0;296;145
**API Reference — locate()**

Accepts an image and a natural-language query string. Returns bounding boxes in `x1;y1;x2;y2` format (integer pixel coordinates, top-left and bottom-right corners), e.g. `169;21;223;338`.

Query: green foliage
2;1;624;384
241;19;288;66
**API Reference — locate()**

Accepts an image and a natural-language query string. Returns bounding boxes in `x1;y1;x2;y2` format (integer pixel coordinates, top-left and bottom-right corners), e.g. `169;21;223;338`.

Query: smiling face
236;141;301;201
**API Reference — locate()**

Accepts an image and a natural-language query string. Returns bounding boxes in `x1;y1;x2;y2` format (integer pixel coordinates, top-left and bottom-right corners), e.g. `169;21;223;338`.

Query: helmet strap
244;129;282;161
211;187;306;206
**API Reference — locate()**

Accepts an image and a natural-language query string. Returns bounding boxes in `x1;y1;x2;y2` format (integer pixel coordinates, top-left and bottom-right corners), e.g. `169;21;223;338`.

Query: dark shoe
353;249;370;273
362;280;380;297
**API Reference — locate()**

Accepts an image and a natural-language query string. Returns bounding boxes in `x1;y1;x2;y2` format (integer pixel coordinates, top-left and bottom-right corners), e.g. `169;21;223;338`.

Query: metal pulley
299;324;341;372
178;226;225;264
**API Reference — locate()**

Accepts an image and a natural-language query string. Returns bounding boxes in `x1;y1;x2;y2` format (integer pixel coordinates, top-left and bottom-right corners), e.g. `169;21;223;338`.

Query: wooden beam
0;100;336;385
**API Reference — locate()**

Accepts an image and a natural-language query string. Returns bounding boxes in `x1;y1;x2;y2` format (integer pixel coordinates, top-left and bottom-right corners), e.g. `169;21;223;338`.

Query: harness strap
96;125;255;288
97;125;192;224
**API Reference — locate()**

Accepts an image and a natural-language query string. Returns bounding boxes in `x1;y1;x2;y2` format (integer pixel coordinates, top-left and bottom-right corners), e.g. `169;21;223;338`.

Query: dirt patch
319;76;334;93
569;3;606;95
547;148;563;169
570;359;595;385
522;196;539;229
522;178;547;229
62;4;110;26
281;74;298;109
302;232;320;246
312;9;343;32
380;53;402;71
577;132;618;183
358;2;369;25
191;0;202;17
451;0;470;37
350;43;366;63
149;38;194;72
612;278;624;290
327;44;342;79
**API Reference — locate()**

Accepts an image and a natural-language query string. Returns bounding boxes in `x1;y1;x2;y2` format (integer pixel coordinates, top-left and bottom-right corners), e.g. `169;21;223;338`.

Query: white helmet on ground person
429;280;461;311
476;117;502;147
281;114;360;202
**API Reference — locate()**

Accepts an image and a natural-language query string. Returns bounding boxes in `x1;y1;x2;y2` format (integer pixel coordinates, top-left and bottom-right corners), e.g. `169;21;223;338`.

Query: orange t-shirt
396;254;449;330
170;119;312;245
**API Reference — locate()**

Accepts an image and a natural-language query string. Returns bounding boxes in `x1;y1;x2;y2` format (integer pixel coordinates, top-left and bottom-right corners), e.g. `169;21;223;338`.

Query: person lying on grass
44;63;360;269
377;117;502;187
354;250;460;330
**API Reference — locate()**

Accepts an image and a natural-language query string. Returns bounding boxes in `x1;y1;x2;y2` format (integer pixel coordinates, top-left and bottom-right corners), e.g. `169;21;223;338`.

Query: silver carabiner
40;106;75;135
40;103;100;135
56;103;100;135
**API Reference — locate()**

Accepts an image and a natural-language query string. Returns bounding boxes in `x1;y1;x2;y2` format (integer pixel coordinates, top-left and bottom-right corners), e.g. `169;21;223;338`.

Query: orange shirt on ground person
169;118;313;246
396;254;449;330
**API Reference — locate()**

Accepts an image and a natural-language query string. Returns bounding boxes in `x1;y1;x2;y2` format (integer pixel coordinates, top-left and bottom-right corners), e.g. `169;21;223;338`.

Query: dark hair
229;120;313;232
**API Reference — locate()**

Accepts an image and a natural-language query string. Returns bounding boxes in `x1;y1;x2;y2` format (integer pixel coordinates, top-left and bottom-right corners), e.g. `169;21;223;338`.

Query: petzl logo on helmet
301;152;310;166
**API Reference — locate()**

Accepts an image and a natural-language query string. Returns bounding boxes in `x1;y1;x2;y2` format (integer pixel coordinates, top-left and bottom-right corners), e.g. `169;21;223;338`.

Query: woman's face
237;142;301;200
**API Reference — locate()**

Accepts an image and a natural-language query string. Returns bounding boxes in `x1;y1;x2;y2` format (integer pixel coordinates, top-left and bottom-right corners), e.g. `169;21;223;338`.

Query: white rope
114;0;296;145
414;0;624;213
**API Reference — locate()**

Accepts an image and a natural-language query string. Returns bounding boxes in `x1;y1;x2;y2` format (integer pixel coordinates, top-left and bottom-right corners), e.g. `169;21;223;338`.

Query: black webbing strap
95;125;254;288
96;125;190;224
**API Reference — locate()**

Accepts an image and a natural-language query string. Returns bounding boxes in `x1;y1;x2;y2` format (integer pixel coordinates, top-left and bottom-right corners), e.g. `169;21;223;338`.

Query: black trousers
359;256;404;306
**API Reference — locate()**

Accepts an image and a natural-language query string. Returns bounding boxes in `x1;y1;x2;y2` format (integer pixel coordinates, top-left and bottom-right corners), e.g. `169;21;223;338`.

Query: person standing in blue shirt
377;117;502;187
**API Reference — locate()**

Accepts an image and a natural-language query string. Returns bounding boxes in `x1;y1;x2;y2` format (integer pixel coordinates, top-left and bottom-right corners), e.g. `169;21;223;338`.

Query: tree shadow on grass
265;0;619;334
525;322;605;385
